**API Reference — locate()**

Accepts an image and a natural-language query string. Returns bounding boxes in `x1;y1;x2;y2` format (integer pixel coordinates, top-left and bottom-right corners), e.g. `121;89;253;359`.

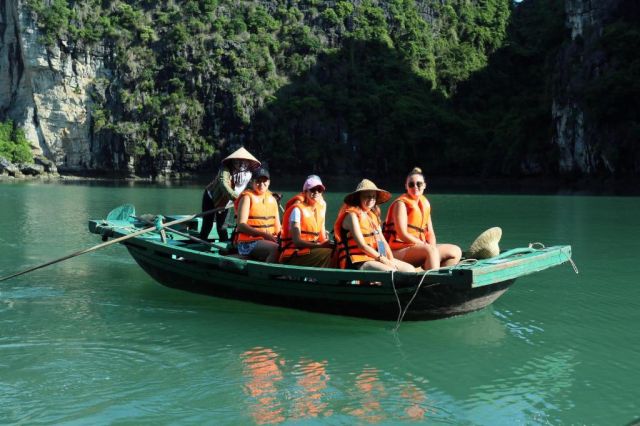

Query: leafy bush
0;120;33;164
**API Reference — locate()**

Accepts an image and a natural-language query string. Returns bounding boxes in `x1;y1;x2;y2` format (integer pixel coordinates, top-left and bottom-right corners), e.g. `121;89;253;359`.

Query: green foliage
0;121;33;164
21;0;526;177
451;0;566;176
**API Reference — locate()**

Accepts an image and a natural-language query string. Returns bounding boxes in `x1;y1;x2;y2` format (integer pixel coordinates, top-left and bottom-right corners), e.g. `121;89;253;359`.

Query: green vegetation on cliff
28;0;567;178
0;121;33;164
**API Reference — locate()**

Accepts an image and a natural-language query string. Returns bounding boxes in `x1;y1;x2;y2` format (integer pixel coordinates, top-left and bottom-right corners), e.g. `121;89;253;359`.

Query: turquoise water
0;181;638;424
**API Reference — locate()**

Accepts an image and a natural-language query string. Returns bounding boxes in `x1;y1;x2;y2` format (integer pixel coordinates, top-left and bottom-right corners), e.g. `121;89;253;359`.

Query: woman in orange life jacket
278;175;333;268
383;167;462;270
234;167;281;262
334;179;415;272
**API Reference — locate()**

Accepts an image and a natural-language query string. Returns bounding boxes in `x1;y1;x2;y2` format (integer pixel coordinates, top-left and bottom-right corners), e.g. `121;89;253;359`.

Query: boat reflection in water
241;348;286;424
240;347;434;424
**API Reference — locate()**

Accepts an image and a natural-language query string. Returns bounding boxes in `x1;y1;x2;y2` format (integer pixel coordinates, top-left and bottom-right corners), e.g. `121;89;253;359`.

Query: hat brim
467;227;502;259
222;158;261;170
306;184;326;192
221;148;261;169
344;189;392;206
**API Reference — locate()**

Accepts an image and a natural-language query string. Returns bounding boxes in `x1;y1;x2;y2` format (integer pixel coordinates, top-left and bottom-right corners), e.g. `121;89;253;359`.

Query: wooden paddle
0;206;229;283
132;215;228;250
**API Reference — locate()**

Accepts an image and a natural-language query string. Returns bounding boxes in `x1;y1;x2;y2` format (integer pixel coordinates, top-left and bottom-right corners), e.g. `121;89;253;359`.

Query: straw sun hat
344;179;392;206
222;147;261;169
466;227;502;259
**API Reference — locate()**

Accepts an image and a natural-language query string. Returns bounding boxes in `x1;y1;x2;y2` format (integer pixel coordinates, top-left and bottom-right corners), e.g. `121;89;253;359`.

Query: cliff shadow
248;38;457;180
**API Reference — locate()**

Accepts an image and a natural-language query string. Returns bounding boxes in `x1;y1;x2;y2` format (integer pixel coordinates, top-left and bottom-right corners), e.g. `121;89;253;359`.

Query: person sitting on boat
234;167;281;262
200;147;261;241
278;175;333;268
383;167;462;270
334;179;415;272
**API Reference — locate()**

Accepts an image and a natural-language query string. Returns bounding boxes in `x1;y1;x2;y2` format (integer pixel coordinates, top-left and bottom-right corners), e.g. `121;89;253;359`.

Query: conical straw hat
344;179;392;206
466;227;502;259
222;147;261;169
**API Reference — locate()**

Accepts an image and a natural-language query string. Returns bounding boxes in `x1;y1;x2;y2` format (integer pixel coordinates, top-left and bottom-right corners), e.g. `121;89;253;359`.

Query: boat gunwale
89;218;570;289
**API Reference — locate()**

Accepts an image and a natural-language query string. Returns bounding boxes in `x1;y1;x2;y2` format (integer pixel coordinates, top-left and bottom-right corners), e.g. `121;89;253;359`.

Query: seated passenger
383;167;462;269
334;179;415;272
279;175;333;268
234;167;281;262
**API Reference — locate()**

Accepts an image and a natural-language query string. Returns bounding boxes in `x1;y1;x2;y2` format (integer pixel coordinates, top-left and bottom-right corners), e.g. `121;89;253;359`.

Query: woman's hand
378;255;397;270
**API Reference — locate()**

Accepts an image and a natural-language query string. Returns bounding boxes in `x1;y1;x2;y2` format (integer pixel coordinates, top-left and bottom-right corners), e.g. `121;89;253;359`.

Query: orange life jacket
279;193;326;261
383;194;431;250
234;189;278;243
334;205;380;269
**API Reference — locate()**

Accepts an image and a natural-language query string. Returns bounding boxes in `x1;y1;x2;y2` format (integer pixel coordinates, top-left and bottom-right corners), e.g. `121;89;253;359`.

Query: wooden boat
88;207;573;321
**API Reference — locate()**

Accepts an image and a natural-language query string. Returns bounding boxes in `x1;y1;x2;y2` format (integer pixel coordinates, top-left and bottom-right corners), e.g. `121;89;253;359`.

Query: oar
0;206;229;283
132;215;228;250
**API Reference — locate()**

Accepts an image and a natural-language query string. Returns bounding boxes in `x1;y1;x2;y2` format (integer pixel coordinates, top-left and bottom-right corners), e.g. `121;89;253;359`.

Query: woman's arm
426;215;436;245
218;168;239;198
274;206;281;236
343;213;382;260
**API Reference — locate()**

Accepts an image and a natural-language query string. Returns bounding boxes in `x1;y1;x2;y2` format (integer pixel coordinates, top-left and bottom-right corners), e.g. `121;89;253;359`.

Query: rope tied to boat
391;269;439;331
528;242;579;274
454;258;479;267
154;215;165;231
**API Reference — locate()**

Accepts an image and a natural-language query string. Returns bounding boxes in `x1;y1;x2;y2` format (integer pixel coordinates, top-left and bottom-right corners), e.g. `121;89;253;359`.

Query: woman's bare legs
437;244;462;266
393;244;440;270
360;259;415;272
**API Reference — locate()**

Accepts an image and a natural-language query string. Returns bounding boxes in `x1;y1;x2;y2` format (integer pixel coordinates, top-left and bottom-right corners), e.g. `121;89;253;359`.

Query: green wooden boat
88;206;573;321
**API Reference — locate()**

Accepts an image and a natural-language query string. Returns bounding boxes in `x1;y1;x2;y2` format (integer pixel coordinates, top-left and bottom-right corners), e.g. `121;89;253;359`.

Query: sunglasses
361;194;377;200
408;181;425;189
308;186;324;194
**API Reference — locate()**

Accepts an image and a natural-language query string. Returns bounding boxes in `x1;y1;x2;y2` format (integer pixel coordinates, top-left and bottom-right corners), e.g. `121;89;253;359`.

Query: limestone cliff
1;0;634;179
552;0;638;175
0;0;113;174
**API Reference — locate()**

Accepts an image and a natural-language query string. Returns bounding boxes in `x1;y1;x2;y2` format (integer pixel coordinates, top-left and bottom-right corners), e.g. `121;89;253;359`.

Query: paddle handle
133;215;228;250
0;206;227;283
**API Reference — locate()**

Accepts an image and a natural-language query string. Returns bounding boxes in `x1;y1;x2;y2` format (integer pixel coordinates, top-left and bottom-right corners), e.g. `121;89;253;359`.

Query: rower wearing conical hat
200;147;261;241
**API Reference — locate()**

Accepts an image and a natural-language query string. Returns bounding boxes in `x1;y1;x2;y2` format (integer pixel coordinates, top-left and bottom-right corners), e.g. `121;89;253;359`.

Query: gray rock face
0;156;19;175
19;162;44;175
552;0;623;174
0;0;111;173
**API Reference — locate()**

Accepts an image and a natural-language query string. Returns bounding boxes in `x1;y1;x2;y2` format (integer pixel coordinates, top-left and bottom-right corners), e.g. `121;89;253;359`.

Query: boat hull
88;213;571;321
127;244;514;321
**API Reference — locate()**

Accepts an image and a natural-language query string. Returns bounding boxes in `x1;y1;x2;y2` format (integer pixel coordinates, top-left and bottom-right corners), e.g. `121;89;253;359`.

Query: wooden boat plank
469;246;571;287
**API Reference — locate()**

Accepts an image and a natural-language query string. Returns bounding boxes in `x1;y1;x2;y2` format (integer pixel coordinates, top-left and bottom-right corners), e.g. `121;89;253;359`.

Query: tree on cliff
0;121;32;164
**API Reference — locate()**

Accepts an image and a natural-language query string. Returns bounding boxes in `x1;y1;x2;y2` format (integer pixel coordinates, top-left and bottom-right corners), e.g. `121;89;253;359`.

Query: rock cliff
0;0;634;178
1;0;112;175
552;0;637;175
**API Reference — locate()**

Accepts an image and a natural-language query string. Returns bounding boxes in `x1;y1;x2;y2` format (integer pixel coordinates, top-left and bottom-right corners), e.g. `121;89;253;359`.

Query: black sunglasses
308;186;324;193
408;181;425;188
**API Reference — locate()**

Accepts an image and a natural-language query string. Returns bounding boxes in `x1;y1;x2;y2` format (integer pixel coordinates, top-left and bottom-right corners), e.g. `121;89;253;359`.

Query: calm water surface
0;181;638;425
